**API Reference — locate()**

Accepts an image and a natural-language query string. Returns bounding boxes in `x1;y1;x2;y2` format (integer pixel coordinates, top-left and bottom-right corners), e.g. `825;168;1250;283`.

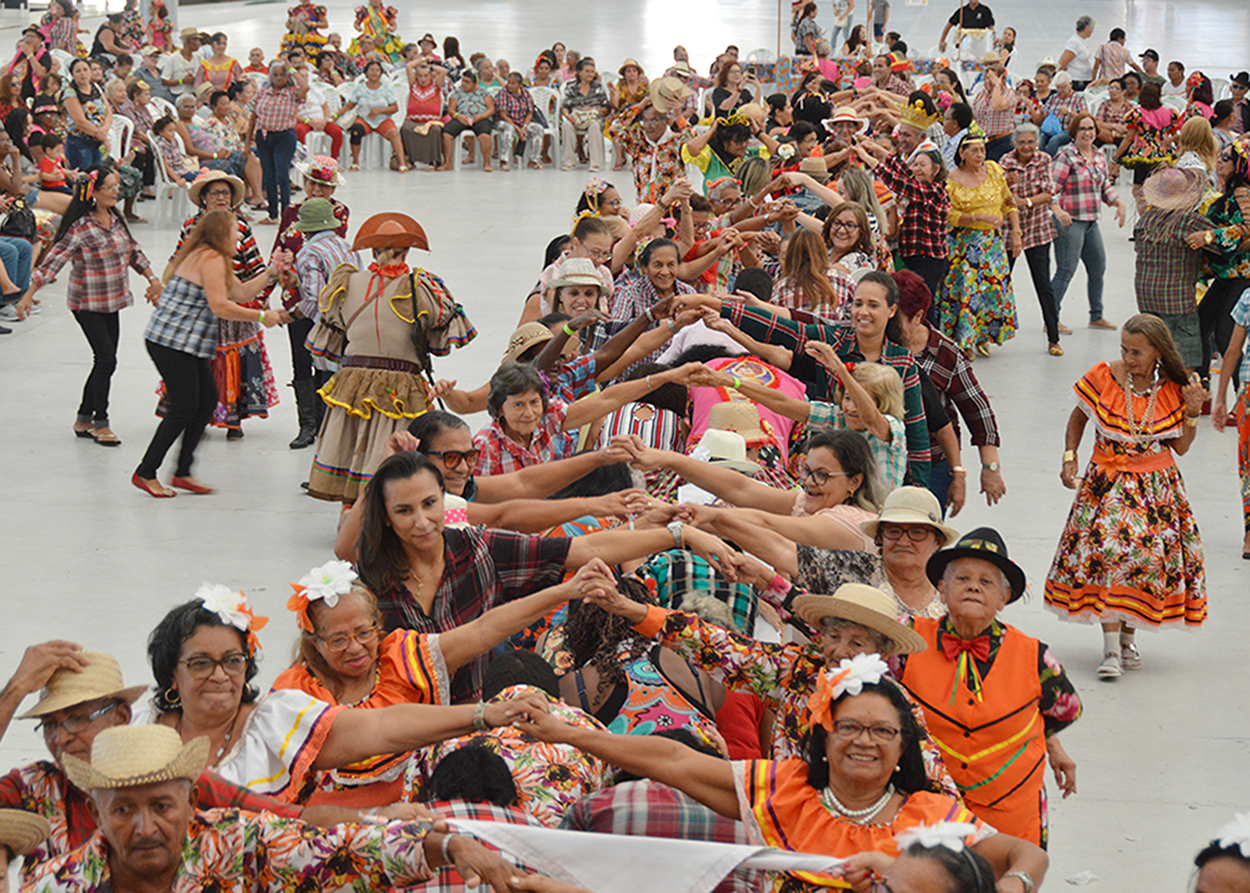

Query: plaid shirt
915;326;1001;446
31;214;150;313
493;85;535;124
116;98;154;135
155;132;197;179
883;74;912;97
253;81;303;133
1133;207;1212;315
0;762;300;885
723;302;931;484
1042;90;1088;130
875;154;950;259
561;780;763;893
1052;142;1118;221
551;353;598;403
374;526;571;702
424;801;541;891
145;274;218;358
1000;150;1057;249
607;103;695;204
592;276;696;380
473;399;576;476
971;83;1014;137
1095;98;1134;127
1094;41;1133;79
808;402;908;489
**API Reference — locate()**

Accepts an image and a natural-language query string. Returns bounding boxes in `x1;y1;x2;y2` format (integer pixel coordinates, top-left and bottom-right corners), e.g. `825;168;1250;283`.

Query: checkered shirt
915;326;1001;446
1094;42;1133;79
493;85;535;124
1000;150;1057;249
875;153;950;259
473;399;576;477
971;83;1014;137
1051;142;1118;221
1133;207;1212;315
1042;90;1088;130
253;81;302;133
423;801;542;892
30;214;151;313
144;273;219;358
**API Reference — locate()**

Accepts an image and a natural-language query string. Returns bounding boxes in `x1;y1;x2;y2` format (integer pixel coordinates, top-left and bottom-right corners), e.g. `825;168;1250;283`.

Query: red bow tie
942;634;991;662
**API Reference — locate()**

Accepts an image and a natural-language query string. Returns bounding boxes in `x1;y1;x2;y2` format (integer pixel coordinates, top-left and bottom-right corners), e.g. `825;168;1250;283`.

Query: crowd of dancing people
0;0;1248;891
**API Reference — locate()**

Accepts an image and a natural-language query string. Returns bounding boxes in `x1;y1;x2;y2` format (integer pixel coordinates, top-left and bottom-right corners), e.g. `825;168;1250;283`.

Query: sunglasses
426;448;481;470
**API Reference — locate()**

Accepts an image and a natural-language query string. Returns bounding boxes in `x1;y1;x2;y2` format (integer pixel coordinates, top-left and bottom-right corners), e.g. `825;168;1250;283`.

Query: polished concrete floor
0;1;1247;890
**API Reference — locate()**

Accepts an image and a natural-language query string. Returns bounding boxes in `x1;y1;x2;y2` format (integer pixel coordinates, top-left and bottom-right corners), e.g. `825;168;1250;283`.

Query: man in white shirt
1162;60;1187;96
160;27;201;98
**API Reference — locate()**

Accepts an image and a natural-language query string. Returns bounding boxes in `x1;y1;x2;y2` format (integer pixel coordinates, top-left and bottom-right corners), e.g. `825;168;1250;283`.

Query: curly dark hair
564;577;656;701
147;600;261;712
428;744;519;806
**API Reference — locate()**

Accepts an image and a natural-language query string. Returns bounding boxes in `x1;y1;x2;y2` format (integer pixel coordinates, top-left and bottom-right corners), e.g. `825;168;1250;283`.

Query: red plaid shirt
30;214;151;313
1052;142;1118;222
253;81;303;133
875;154;950;259
1000;150;1057;249
493;85;535;124
426;801;541;891
971;83;1015;137
915;326;1001;446
473;399;576;477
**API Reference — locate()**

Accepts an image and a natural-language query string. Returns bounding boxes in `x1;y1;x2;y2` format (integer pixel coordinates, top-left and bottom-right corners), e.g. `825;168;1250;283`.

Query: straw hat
618;57;645;77
187;169;245;209
1142;166;1204;212
650;76;693;114
293;154;345;187
926;527;1026;602
628;203;657;228
708;400;775;448
668;61;695;78
0;810;52;856
828;106;866;131
352;213;430;251
791;584;927;654
179;26;199;41
19;651;147;719
550;257;607;293
62;726;209;793
860;486;959;546
502;321;554;363
691;428;758;475
798;156;831;180
293;197;340;234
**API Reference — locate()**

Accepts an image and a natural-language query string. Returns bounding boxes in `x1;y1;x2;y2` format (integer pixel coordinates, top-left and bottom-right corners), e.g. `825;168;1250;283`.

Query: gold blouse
946;160;1014;230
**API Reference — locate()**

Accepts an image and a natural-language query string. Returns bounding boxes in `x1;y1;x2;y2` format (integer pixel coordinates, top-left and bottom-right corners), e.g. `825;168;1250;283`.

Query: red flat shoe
171;476;215;494
132;472;176;498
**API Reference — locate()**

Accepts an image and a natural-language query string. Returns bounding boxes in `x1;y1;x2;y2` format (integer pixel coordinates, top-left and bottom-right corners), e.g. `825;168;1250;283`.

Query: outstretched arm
618;437;797;515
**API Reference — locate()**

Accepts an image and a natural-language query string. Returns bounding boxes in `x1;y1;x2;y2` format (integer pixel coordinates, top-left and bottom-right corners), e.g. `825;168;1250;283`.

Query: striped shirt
144;274;218;358
30;213;151;313
295;230;355;320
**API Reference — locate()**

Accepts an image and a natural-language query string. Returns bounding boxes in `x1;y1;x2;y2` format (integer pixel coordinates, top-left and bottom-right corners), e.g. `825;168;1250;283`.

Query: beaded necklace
819;783;895;823
1122;370;1159;442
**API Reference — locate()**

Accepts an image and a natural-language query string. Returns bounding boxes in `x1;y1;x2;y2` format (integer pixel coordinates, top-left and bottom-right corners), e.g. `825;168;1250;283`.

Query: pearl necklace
820;783;895;823
1122;372;1159;442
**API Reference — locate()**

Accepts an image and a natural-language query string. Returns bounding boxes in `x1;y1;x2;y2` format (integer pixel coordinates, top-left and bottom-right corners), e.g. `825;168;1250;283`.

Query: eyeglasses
798;464;849;486
1219;153;1234;162
831;719;901;743
181;654;249;679
204;187;233;198
36;701;118;738
425;448;481;470
585;247;612;262
880;524;935;542
317;626;380;653
96;182;121;193
828;220;859;232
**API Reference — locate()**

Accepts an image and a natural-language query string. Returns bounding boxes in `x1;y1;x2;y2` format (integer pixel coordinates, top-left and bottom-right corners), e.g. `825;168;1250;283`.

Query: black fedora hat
1231;71;1250;88
926;527;1026;603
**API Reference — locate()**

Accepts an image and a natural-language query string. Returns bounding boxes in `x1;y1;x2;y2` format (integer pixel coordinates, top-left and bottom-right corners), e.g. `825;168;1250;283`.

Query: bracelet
563;323;577;337
440;833;460;866
1004;871;1035;893
645;374;654;390
950;466;967;476
1184;414;1200;428
472;700;488;731
256;310;265;325
645;307;656;323
1062;450;1077;463
665;317;677;333
730;376;742;390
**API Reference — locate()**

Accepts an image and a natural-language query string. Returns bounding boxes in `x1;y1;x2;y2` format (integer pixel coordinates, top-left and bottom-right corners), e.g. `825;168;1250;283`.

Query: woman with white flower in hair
843;822;999;893
270;559;606;806
136;585;551;804
1193;814;1250;893
517;652;1047;892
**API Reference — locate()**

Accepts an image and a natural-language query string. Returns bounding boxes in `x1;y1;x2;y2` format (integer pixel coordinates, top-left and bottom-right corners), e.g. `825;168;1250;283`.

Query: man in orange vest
899;528;1082;852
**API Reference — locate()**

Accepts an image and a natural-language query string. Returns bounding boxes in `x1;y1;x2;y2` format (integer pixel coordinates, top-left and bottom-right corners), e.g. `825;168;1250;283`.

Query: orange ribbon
806;667;851;732
1091;445;1175;480
286;585;315;633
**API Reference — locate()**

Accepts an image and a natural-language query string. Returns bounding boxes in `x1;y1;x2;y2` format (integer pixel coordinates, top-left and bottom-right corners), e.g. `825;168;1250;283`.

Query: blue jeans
65;133;104;170
204;149;246;180
0;236;33;296
256;128;297;219
829;20;853;50
927;456;954;516
1051;218;1106;322
1044;132;1072;156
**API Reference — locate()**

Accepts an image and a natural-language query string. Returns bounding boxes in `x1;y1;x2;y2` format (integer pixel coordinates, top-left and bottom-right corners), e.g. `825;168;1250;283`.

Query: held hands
587;488;651;519
804;341;844;376
443;835;529;893
577;562;648;622
567;309;610;330
145;277;163;305
483;689;552;730
685;363;736;389
1212;398;1230;432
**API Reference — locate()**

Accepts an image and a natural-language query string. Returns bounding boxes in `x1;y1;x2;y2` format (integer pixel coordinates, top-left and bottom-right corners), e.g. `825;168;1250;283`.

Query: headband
287;560;358;633
805;653;889;732
197;583;269;654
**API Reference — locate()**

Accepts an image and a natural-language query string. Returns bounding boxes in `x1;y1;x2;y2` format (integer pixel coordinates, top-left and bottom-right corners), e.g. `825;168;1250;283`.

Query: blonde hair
1175;116;1218;172
171;209;239;289
836;362;905;419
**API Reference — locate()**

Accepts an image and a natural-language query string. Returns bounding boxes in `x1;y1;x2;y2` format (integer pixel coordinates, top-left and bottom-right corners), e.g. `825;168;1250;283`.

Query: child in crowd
37;132;77;195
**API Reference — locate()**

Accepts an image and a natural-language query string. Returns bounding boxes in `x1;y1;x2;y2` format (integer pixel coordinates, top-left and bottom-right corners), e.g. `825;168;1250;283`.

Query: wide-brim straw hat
0;810;53;856
550;256;607;293
792;584;927;654
293;154;345;187
861;486;959;546
62;726;209;792
179;26;199;40
708;400;774;448
650;76;693;114
926;526;1027;603
352;212;429;251
1142;166;1205;212
187;169;245;209
503;321;554;363
293;197;340;234
19;651;148;719
619;57;645;77
692;428;759;475
798;156;831;180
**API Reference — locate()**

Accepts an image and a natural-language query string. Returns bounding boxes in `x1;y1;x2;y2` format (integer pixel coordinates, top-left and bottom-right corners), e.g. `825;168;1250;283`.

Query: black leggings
1199;277;1249;384
137;341;218;479
288;316;315;381
71;309;119;426
1009;243;1061;345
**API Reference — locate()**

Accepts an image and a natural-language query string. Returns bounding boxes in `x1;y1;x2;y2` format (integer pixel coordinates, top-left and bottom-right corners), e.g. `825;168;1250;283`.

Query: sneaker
0;304;17;321
1120;641;1142;670
1097;651;1122;680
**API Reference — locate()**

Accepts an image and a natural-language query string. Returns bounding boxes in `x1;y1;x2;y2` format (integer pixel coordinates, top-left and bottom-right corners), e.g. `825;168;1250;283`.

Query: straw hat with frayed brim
187;169;245;209
1142;167;1205;212
503;321;554;363
798;156;831;180
352;213;429;251
19;651;147;719
650;76;693;114
550;256;607;293
861;486;959;546
62;726;209;792
619;58;645;77
792;584;927;655
0;810;52;856
926;526;1027;603
707;400;774;448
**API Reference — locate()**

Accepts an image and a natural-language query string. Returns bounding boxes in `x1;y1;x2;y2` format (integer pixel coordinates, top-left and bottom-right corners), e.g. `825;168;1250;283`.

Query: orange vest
901;618;1047;844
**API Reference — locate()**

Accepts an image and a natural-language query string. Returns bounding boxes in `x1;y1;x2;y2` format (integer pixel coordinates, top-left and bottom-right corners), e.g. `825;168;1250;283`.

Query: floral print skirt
1044;437;1207;628
936;227;1018;351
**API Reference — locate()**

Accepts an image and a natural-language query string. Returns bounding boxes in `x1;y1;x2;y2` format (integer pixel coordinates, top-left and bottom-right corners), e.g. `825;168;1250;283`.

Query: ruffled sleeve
216;690;343;803
411;269;477;355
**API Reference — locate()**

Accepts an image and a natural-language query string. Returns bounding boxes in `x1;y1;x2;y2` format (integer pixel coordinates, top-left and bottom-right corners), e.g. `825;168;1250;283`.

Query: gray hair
941;558;1011;596
678;593;742;632
1052;70;1073;88
1075;15;1094;32
176;94;197;107
819;617;893;656
485;362;547;419
1012;121;1041;145
708;177;741;200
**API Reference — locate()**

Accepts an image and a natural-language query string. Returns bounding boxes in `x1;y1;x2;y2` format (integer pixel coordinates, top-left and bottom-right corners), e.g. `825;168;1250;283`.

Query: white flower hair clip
1216;813;1250;855
287;560;358;632
807;652;890;732
777;143;797;161
197;583;268;652
896;822;981;853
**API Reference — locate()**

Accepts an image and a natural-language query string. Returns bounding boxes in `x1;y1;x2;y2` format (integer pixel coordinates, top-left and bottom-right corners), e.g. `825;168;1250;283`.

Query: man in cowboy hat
160;27;202;98
0;647;376;884
26;725;524;893
1229;71;1249;134
899;527;1082;848
606;84;695;205
1134;167;1212;370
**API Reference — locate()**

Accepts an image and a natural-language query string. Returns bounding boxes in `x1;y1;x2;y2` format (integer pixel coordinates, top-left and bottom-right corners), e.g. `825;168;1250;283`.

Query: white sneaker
0;304;17;321
1097;651;1122;680
1120;641;1142;670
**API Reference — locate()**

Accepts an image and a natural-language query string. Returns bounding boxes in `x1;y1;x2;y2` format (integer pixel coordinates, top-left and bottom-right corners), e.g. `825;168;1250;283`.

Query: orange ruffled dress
1044;362;1207;628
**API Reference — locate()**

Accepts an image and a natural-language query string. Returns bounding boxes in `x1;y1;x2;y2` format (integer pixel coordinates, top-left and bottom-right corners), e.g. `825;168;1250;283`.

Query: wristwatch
666;520;685;549
984;462;1000;472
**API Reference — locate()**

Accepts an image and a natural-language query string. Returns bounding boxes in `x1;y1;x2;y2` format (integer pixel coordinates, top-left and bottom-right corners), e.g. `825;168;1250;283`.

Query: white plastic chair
151;143;190;222
1212;77;1231;100
303;89;343;161
150;95;177;121
530;85;562;164
1162;94;1186;112
108;116;133;160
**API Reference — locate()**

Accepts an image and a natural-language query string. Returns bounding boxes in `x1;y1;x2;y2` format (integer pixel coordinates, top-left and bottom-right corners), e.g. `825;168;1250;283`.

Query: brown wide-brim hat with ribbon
619;57;645;77
352;212;430;251
19;650;148;719
187;169;245;209
0;810;52;856
1142;166;1205;212
62;725;210;793
650;76;693;114
926;526;1027;602
503;321;554;363
792;584;928;654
